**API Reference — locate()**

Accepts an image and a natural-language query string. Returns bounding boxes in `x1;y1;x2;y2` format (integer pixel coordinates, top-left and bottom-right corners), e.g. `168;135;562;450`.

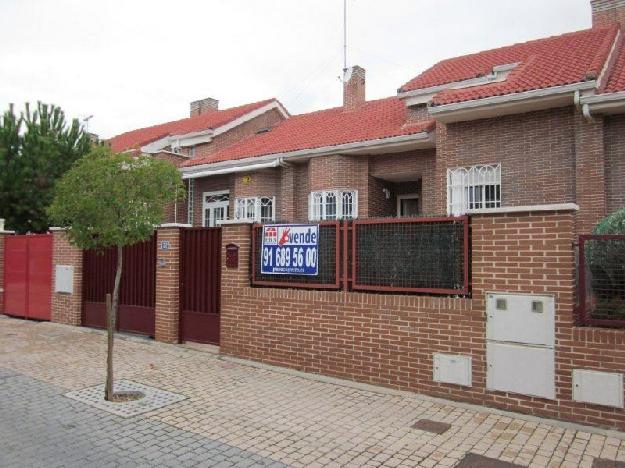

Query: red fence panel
179;228;221;344
82;236;156;336
4;234;52;320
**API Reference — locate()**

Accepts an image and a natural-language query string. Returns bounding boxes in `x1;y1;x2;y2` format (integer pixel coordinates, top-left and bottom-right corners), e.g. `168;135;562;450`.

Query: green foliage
0;102;92;233
48;146;185;250
586;208;625;318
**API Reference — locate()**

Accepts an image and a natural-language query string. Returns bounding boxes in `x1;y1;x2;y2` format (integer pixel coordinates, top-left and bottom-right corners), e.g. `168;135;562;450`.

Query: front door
202;191;229;227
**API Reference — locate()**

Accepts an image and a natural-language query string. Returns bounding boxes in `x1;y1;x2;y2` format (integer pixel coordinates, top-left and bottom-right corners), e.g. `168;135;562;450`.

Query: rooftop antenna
82;114;94;133
343;0;348;76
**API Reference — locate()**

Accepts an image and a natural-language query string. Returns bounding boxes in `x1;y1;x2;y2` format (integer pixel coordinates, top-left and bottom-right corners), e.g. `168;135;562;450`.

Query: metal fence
251;221;341;289
579;234;625;328
250;217;469;295
352;216;469;294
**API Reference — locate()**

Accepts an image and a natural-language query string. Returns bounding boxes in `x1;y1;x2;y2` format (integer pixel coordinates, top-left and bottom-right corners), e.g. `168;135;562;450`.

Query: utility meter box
54;265;74;294
486;293;555;347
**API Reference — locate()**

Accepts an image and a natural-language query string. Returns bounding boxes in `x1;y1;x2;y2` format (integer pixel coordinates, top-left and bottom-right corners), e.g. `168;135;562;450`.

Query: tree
48;146;185;400
0;102;91;233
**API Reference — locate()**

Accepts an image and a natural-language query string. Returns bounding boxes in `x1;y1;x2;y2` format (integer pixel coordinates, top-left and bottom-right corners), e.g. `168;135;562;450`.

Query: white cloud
0;0;591;138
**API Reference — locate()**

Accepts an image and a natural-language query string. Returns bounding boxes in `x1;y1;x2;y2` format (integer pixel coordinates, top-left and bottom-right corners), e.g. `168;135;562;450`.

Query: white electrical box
433;353;472;387
573;369;624;408
486;293;555;346
487;342;555;400
54;265;74;294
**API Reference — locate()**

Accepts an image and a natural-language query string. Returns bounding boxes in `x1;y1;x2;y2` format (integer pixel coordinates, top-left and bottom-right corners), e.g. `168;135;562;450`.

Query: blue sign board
261;224;319;275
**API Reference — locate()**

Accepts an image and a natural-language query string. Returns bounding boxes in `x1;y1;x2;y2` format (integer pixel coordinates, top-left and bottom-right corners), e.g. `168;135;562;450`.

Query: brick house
108;97;289;224
177;0;625;236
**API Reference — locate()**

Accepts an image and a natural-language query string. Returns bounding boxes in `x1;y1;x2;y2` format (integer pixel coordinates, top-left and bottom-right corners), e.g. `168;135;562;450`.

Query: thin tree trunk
105;245;123;401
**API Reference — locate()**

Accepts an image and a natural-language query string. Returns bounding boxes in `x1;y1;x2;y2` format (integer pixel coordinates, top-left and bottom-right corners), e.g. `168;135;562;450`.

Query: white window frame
234;196;276;223
308;189;358;221
202;190;230;227
447;164;501;215
396;193;420;217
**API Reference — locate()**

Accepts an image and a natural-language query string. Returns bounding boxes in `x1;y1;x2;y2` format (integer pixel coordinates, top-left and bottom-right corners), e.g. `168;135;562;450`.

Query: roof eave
583;91;625;114
428;81;597;123
180;131;435;177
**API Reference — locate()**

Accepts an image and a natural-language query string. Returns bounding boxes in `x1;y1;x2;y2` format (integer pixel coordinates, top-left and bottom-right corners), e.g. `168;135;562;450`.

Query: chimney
343;65;366;110
190;97;219;117
591;0;625;29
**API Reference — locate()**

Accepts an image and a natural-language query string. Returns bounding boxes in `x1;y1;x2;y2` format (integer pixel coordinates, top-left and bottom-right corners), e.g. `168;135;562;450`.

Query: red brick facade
154;227;183;343
50;229;83;326
219;211;625;431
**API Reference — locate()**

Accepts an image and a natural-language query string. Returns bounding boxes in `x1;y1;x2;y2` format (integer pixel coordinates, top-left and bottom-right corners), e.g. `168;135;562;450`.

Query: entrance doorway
202;191;229;227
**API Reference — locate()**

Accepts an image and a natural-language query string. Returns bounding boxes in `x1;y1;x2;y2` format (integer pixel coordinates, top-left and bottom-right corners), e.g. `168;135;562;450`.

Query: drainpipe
575;90;595;122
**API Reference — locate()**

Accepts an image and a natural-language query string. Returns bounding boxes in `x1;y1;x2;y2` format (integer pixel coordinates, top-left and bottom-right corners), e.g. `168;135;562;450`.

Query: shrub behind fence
579;234;625;328
352;217;469;294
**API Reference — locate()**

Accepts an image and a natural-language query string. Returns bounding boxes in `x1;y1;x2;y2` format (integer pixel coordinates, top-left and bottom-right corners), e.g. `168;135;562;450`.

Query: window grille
447;164;501;215
235;196;275;222
308;190;358;221
187;179;194;225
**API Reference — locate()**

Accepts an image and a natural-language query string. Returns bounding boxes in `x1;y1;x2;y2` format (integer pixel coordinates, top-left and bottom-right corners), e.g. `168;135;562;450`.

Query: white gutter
428;81;597;123
182;158;288;179
180;131;433;177
580;91;625;116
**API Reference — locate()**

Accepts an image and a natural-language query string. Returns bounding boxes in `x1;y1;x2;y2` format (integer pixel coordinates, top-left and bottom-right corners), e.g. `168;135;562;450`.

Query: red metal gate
180;228;221;344
82;236;156;336
4;234;53;320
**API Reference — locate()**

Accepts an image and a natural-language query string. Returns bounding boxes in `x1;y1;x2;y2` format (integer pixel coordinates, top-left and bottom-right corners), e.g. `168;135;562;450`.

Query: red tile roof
184;97;435;167
109;99;277;152
400;26;619;106
602;35;625;93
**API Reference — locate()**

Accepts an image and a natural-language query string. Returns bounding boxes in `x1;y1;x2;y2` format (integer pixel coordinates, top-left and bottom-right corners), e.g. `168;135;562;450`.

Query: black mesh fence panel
353;219;467;293
582;237;625;326
252;223;339;288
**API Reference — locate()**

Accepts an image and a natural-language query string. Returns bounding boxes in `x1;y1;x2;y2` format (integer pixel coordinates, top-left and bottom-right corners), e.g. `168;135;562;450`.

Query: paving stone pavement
1;316;625;467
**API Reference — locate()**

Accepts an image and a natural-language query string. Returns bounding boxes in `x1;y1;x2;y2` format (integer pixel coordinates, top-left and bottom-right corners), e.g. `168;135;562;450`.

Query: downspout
575;90;595;122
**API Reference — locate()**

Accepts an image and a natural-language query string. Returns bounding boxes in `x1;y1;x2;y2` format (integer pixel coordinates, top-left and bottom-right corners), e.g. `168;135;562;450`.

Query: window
447;164;501;215
188;146;196;158
234;196;275;222
397;194;420;217
203;191;229;227
309;190;358;220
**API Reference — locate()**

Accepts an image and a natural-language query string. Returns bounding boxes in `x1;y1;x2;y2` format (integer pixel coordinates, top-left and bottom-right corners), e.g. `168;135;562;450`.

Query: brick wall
592;0;625;28
193;108;285;161
154;227;182;343
51;229;83;326
435;107;577;215
605;114;625;215
220;210;625;430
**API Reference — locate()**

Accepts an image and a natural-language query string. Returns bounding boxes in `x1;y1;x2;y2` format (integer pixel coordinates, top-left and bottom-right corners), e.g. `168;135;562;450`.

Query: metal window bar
578;234;625;328
309;190;358;221
351;216;469;295
187;179;194;226
448;164;501;215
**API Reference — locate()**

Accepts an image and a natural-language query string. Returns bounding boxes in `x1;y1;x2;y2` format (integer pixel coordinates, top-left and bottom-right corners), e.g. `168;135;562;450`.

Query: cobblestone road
1;316;625;467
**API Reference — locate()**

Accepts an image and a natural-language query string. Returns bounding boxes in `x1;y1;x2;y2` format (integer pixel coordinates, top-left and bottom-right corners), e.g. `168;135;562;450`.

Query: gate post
0;224;16;315
155;224;189;343
50;228;83;325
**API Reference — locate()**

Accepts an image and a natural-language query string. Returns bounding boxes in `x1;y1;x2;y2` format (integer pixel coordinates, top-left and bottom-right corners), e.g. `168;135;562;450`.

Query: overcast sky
0;0;592;139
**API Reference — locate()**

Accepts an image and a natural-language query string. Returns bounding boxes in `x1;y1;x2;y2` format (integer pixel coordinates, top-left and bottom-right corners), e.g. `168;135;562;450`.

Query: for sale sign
261;224;319;275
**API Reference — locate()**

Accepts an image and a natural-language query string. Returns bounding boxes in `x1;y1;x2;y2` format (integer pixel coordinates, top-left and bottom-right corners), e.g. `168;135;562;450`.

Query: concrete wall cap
158;223;192;228
470;203;579;215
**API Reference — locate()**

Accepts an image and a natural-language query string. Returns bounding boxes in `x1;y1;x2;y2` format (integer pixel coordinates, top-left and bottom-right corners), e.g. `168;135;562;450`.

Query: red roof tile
603;35;625;93
184;97;435;167
109;98;277;152
400;26;619;106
